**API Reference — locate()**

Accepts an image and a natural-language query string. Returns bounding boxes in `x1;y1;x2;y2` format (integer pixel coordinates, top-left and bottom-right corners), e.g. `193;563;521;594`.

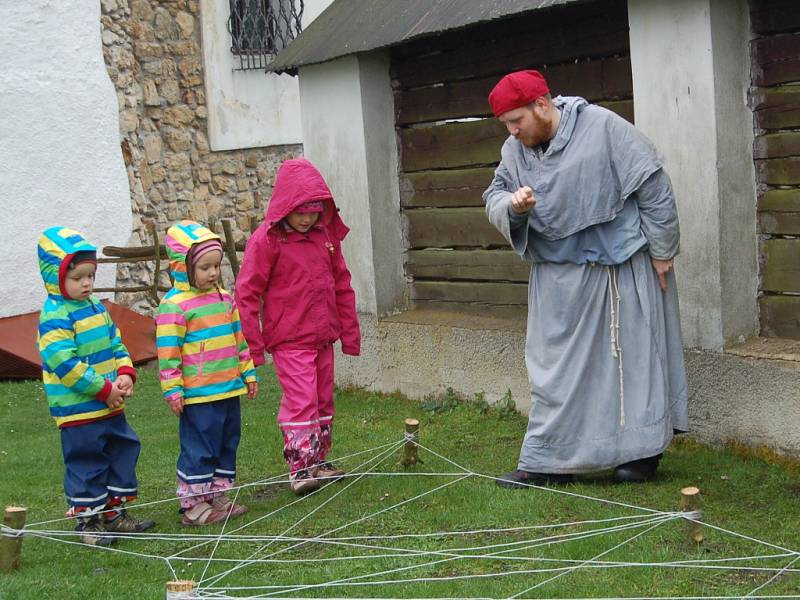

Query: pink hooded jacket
235;158;360;365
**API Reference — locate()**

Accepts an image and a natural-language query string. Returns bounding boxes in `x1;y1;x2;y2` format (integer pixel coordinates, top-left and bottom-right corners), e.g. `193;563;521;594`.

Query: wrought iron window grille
228;0;304;71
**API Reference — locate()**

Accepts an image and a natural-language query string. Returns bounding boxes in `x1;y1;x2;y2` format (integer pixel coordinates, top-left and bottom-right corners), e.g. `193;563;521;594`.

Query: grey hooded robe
483;97;689;473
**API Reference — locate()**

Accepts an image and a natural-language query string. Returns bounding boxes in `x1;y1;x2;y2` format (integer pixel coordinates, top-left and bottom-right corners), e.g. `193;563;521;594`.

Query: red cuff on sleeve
117;366;137;384
96;379;113;402
342;344;361;356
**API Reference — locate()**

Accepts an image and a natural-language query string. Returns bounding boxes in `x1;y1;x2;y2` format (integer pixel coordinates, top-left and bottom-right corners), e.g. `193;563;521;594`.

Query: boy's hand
247;381;258;399
106;382;126;409
167;396;184;417
115;374;134;397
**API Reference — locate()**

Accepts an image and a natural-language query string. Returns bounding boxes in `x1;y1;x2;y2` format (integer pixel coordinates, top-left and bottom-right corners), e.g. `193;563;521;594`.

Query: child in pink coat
236;158;361;495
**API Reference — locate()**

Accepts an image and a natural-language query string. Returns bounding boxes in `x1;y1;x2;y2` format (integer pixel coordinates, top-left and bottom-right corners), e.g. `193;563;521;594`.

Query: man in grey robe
483;70;688;487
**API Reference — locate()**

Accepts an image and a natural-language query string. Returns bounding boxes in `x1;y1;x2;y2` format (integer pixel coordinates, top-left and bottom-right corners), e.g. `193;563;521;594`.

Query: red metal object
0;301;156;380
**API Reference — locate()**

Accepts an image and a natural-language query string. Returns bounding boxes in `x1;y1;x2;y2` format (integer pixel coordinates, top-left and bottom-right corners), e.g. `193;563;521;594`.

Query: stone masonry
100;0;301;313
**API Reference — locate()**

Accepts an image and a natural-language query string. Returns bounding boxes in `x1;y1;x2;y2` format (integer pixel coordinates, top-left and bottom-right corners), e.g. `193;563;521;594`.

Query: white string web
4;436;799;599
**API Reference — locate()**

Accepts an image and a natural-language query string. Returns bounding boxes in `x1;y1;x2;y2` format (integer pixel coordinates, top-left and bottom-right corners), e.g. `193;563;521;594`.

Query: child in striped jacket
37;226;155;546
156;221;258;526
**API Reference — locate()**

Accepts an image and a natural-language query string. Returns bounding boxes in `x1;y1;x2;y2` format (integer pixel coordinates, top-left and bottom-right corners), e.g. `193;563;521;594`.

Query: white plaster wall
200;0;333;151
0;1;131;318
298;53;407;316
300;0;331;24
628;0;757;349
356;52;407;314
299;57;378;313
709;0;758;343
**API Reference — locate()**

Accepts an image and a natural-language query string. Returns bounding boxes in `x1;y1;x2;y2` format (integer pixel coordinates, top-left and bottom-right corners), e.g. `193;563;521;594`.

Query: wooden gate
390;0;633;312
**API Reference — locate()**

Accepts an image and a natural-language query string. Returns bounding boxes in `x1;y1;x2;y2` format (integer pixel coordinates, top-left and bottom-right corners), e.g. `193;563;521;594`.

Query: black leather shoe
495;469;575;489
613;454;662;483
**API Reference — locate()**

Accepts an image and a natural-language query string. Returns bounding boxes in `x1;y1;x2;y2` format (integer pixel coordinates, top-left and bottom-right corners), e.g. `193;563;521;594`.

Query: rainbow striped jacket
156;221;257;405
37;227;136;428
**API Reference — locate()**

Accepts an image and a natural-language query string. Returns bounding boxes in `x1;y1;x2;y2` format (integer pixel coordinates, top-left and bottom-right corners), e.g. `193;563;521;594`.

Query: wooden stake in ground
146;220;163;304
166;580;195;599
400;418;420;468
220;219;240;278
0;506;26;573
680;486;704;544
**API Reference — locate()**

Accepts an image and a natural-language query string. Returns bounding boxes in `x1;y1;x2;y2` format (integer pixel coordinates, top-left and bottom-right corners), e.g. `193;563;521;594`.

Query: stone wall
99;0;301;313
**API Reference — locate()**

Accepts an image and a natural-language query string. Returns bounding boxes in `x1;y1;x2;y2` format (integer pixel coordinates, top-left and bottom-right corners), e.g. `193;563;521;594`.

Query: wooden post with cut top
680;486;703;544
0;506;26;573
220;219;240;279
400;418;420;468
166;580;195;599
146;220;162;304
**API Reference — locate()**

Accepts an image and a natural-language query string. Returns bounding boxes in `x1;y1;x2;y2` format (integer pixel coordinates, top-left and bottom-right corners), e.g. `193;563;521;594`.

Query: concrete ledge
685;348;800;456
725;336;800;362
382;301;526;332
334;314;800;458
336;312;530;410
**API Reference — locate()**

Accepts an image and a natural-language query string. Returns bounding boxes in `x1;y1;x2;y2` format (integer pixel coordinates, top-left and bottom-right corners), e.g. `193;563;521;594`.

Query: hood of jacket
548;95;589;154
265;158;349;240
164;220;222;292
37;226;97;300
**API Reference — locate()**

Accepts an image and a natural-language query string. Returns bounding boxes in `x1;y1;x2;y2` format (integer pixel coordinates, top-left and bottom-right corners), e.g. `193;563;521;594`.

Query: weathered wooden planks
412;280;528;305
755;157;800;185
759;211;800;234
751;2;800;338
752;87;800;130
391;0;634;311
758;189;800;234
407;249;529;282
752;33;800;86
400;167;496;208
760;239;800;293
759;295;800;338
391;1;629;89
597;100;634;124
395;57;632;125
400;119;506;172
760;188;800;210
754;132;800;159
405;207;507;248
390;0;626;60
400;99;635;174
750;0;800;36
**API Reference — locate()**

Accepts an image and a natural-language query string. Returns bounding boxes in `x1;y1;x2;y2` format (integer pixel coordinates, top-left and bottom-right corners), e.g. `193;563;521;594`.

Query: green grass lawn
0;366;798;599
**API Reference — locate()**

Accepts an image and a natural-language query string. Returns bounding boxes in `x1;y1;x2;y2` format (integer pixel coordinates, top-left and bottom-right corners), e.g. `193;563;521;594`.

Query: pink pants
272;344;335;475
176;476;233;511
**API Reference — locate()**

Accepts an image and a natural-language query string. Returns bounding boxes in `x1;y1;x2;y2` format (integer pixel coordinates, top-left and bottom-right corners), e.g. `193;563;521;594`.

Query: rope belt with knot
606;265;625;427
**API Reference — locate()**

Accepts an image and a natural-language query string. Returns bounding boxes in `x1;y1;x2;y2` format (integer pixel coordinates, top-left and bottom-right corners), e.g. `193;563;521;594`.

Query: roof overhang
268;0;588;74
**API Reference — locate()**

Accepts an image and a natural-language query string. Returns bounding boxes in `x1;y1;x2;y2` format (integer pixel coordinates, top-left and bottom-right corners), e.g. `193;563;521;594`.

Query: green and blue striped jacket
37;227;135;428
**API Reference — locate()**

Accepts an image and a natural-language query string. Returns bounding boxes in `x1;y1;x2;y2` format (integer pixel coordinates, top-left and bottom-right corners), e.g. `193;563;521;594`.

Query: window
227;0;304;71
